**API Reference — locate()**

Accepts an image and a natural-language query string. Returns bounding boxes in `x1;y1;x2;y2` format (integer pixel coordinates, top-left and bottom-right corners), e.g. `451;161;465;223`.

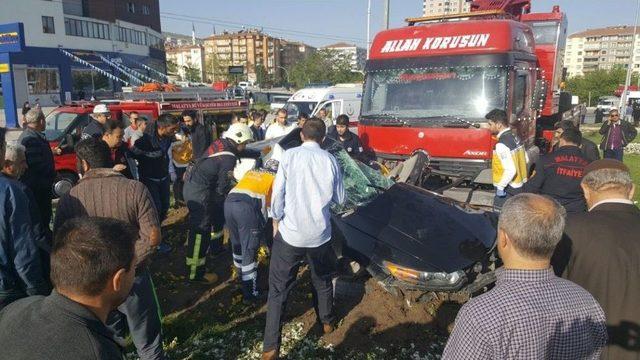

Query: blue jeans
142;177;171;223
603;148;624;161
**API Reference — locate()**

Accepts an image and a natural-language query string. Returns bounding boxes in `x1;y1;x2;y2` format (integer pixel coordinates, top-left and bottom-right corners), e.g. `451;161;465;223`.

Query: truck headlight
383;261;465;287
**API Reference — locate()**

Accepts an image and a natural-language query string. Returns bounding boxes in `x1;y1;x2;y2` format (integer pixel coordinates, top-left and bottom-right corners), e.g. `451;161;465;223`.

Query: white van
282;83;363;125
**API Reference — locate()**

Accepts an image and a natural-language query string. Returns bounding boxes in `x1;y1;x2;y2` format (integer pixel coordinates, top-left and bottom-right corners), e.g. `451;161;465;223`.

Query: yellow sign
0;63;9;73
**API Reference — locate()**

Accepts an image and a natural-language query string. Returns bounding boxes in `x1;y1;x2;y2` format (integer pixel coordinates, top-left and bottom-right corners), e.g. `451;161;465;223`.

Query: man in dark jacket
55;138;164;360
82;103;111;140
524;128;591;213
0;127;50;310
183;123;253;283
599;109;637;161
328;114;364;159
250;111;266;141
102;119;135;179
553;120;600;162
132;114;180;223
0;217;137;360
18;109;57;229
182;110;212;160
552;159;640;360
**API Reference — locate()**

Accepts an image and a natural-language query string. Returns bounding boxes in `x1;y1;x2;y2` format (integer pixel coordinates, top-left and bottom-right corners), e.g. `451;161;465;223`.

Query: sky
159;0;640;48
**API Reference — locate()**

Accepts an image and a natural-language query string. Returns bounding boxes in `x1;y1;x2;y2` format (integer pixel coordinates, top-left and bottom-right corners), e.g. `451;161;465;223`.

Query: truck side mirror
532;79;547;111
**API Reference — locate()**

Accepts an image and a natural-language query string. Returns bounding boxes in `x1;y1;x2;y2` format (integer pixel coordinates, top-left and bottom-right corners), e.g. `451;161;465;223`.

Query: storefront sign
0;23;24;53
0;63;9;73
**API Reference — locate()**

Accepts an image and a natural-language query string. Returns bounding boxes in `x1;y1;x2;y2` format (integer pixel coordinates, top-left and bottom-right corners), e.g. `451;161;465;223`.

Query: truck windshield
283;101;317;118
362;66;508;123
44;111;78;141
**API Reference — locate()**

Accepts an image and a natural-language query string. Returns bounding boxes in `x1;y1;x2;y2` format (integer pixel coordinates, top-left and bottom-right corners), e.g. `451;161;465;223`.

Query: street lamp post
276;65;290;86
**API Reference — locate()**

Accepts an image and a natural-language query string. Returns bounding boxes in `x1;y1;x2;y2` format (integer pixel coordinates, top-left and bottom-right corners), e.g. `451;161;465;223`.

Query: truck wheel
53;171;78;198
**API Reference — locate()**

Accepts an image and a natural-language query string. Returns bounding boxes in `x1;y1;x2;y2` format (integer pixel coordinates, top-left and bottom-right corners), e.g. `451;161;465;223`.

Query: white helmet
92;103;109;114
224;123;253;144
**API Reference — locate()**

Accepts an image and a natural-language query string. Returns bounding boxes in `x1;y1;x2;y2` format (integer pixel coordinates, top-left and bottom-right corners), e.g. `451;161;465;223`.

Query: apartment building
203;29;313;83
321;42;366;71
166;45;206;82
565;26;640;77
423;0;471;16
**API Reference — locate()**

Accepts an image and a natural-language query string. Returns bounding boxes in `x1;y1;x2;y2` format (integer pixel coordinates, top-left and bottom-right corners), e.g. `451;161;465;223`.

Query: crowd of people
0;102;637;360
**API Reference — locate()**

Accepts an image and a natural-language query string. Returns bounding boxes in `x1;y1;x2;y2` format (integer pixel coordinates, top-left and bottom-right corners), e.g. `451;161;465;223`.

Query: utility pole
620;0;640;110
383;0;390;30
366;0;372;59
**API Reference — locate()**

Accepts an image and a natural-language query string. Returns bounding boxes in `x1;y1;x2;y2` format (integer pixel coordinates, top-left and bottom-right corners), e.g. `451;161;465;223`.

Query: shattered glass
326;140;394;213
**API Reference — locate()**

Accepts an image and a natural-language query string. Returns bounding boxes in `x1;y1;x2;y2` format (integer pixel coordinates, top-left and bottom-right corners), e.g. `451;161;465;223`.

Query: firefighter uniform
224;169;276;300
492;128;528;210
183;139;237;281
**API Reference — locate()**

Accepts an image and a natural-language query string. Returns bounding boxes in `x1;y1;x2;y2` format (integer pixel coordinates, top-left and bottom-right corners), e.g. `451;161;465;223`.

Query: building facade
203;29;313;84
423;0;471;16
565;26;640;78
166;45;205;82
0;0;165;126
321;42;366;71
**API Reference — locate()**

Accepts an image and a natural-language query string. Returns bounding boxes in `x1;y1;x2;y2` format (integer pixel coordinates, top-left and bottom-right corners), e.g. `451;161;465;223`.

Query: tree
166;60;178;76
205;53;231;83
255;64;274;88
289;49;363;89
565;66;640;106
182;62;202;82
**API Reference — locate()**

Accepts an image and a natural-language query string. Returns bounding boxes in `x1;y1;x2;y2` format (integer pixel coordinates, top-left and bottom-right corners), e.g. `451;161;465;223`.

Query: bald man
444;194;607;359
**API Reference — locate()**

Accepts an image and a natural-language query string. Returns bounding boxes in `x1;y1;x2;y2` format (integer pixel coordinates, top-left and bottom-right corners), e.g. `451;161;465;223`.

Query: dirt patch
149;207;456;358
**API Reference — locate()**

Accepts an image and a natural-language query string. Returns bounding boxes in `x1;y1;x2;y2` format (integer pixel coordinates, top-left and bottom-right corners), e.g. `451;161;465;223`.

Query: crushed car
242;134;500;302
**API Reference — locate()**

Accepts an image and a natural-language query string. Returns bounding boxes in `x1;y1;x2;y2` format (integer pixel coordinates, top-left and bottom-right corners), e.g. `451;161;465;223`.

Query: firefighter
183;123;254;283
486;109;528;210
224;159;279;301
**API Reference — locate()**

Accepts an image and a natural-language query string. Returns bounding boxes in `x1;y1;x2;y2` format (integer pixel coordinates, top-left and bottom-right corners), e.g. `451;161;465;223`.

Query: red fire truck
358;0;576;199
45;89;248;194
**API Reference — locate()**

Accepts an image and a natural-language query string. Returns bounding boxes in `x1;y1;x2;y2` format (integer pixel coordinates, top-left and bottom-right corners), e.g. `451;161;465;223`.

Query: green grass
582;129;640;203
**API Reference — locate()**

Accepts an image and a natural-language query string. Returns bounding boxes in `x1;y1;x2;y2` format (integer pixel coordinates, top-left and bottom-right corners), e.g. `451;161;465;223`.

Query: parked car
245;136;500;301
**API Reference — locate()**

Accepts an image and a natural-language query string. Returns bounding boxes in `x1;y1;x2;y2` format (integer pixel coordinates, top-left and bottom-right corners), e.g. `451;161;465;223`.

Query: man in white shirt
265;109;294;140
262;118;345;360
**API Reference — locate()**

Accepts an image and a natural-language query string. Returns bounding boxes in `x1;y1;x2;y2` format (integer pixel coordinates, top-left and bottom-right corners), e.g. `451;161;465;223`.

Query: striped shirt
443;268;607;360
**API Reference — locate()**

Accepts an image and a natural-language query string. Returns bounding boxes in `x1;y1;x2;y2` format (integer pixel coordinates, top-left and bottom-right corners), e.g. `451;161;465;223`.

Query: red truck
44;91;248;194
358;0;576;200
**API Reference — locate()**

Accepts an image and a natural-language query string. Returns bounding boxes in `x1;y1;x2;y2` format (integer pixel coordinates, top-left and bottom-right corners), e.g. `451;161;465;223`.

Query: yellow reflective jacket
229;170;276;219
492;129;528;189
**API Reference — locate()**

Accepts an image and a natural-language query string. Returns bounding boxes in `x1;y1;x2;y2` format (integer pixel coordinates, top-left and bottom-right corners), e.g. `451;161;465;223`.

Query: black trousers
142;177;170;223
184;187;225;280
225;197;264;297
172;167;186;205
263;233;336;352
32;186;52;230
107;268;164;360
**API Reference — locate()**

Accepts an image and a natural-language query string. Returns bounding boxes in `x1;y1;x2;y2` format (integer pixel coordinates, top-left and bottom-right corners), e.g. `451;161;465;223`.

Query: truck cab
360;19;540;182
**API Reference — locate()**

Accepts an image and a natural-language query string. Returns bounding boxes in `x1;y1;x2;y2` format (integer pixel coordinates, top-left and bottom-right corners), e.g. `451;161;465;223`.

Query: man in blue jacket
0;128;50;310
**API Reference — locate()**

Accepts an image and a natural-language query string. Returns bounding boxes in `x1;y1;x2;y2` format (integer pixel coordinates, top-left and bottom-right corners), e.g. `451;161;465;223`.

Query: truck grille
428;158;490;179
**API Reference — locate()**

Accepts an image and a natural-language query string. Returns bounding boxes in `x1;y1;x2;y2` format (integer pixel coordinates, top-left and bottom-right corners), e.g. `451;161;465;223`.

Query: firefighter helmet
224;123;254;144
